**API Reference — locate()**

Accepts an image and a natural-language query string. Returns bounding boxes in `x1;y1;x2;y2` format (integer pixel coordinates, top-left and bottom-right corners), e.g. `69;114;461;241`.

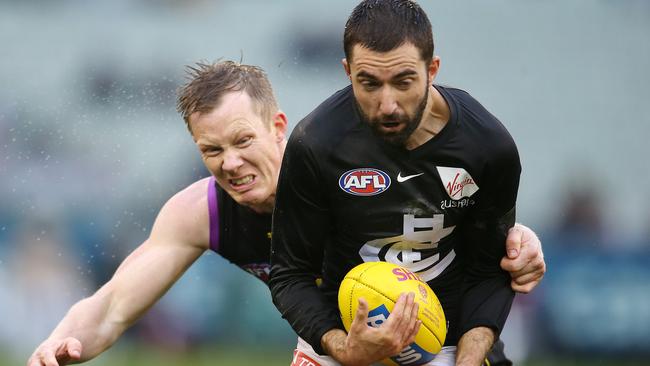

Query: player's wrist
322;329;372;365
456;326;495;366
321;328;348;358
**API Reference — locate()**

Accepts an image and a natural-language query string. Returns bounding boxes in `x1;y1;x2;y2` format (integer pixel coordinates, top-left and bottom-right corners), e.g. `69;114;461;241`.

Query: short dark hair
344;0;434;63
177;61;278;132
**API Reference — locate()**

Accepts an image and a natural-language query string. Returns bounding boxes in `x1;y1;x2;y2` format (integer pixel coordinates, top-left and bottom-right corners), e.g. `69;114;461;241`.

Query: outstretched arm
27;181;209;366
501;223;546;293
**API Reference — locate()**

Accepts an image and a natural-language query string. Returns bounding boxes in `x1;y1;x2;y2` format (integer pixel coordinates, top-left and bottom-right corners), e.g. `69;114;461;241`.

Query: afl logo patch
339;168;391;196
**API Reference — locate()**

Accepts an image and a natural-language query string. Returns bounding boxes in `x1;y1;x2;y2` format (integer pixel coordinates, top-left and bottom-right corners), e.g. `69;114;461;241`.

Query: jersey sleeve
269;130;343;355
456;134;521;340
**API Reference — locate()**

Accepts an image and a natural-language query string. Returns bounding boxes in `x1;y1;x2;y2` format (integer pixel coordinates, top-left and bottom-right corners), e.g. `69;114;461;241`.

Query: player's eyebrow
355;69;418;80
356;70;378;80
197;140;221;150
392;70;418;79
195;133;223;147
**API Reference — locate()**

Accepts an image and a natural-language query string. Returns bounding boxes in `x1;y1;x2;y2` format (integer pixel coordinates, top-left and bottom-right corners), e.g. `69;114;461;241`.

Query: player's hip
292;337;457;366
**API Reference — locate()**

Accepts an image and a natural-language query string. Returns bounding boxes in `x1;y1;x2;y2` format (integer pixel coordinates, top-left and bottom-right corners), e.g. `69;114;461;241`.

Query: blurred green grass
7;346;648;366
91;345;292;366
7;345;292;366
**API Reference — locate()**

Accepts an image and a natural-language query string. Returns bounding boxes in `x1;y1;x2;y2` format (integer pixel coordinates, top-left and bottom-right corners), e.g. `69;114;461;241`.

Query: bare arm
455;326;495;366
27;180;210;366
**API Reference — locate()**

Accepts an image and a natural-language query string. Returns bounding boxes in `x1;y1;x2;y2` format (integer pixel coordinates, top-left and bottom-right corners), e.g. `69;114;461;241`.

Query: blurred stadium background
1;0;649;365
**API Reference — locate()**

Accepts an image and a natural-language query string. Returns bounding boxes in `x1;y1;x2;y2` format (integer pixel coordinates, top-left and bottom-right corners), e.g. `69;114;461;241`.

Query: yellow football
338;261;446;366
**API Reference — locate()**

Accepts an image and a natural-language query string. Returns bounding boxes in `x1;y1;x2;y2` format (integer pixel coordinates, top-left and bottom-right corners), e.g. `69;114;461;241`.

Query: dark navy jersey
269;84;520;354
207;177;272;283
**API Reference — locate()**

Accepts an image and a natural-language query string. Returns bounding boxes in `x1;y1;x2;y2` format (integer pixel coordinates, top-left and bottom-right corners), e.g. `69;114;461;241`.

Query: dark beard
356;86;429;147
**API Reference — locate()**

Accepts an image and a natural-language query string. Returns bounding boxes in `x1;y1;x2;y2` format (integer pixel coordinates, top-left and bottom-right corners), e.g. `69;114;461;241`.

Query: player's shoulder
290;85;356;145
153;177;211;249
437;84;491;121
439;84;517;155
165;177;211;213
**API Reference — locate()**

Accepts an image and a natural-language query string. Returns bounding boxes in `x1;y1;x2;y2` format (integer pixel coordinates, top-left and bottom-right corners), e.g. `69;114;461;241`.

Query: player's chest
219;209;272;263
322;150;479;277
326;150;481;223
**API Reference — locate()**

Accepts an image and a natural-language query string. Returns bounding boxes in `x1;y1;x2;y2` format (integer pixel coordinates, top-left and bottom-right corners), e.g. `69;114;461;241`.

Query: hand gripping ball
338;261;446;366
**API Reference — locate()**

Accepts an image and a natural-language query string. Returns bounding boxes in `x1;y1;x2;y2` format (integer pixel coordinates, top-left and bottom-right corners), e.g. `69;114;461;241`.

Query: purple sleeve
207;176;220;252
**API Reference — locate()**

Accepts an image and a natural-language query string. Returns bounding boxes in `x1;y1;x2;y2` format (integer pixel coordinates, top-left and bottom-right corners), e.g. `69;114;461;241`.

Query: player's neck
249;198;274;214
404;85;449;150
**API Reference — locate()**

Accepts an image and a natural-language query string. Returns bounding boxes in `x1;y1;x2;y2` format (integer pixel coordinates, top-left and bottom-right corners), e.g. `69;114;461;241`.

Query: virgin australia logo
436;166;479;200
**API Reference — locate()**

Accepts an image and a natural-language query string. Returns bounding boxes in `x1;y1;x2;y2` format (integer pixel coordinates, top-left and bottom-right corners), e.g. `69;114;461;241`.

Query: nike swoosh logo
396;172;424;183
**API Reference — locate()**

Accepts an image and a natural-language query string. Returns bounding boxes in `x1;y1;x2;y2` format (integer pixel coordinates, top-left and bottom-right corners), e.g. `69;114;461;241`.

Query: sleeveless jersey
207;176;272;283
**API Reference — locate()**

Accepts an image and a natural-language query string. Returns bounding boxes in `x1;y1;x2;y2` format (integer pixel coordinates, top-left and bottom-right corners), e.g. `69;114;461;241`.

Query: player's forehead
190;92;266;141
190;91;263;131
349;43;425;78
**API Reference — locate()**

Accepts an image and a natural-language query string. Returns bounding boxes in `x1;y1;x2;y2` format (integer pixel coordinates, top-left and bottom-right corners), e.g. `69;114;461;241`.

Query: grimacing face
344;43;436;146
189;91;287;213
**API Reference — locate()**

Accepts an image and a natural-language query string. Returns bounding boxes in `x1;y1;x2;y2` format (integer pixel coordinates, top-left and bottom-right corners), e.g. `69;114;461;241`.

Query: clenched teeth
231;175;253;186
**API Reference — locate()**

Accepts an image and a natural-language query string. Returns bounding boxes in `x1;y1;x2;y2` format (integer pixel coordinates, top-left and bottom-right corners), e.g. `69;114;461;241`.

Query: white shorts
291;337;456;366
